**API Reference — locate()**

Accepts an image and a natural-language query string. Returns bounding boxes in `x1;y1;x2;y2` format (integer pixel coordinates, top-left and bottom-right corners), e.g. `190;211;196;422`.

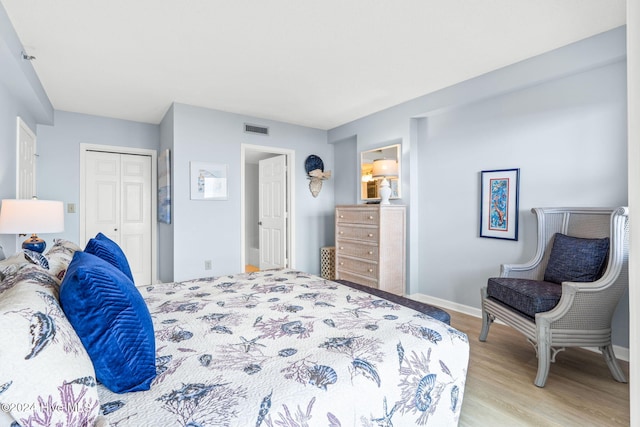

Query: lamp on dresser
0;198;64;253
371;158;398;205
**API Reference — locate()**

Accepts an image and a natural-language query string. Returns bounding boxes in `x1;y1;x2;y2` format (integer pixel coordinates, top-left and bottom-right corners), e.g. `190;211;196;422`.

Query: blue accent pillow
543;233;610;284
59;251;156;393
85;232;134;282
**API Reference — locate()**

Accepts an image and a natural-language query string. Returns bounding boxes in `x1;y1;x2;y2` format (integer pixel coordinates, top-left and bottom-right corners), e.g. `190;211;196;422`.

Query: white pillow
0;266;101;426
44;238;83;281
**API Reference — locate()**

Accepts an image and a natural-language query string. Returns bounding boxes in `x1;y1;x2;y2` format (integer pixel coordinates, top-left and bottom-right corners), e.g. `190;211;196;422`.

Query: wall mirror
360;143;401;201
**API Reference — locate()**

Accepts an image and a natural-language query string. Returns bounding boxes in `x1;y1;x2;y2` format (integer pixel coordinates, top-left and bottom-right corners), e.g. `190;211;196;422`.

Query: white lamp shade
372;159;398;178
0;199;64;234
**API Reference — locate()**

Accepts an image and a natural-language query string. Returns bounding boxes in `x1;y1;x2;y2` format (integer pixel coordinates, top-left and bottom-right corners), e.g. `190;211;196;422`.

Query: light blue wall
421;61;628;346
329;26;629;347
333;135;358;206
36;111;160;247
167;103;332;281
0;4;53;252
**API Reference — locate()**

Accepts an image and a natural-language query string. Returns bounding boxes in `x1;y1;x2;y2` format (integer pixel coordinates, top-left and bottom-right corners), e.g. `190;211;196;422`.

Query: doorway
80;144;157;285
241;144;295;272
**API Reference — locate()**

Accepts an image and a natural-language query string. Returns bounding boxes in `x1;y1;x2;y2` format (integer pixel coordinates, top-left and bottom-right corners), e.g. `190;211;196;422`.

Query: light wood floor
245;264;260;273
449;310;630;426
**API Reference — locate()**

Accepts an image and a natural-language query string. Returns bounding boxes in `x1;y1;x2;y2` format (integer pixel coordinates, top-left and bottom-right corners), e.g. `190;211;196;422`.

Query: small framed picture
190;162;228;200
480;168;520;240
158;149;171;223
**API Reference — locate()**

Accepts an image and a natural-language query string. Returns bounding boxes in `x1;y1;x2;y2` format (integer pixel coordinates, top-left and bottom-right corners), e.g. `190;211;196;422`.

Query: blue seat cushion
543;233;609;284
60;251;156;393
487;277;562;319
85;232;134;282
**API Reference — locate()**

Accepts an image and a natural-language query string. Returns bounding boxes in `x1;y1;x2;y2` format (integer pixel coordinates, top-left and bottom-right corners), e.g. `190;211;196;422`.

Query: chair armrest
500;260;545;280
537;274;626;330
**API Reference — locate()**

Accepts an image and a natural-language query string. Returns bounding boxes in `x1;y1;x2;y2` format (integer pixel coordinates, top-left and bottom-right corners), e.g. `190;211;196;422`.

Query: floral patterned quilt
98;269;469;426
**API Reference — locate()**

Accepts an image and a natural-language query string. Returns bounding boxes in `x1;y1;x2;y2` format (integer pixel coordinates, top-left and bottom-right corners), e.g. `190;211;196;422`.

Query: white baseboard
408;293;629;362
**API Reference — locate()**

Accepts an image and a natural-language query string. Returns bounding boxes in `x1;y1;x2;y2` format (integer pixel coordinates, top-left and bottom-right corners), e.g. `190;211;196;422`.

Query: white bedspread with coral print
98;269;469;426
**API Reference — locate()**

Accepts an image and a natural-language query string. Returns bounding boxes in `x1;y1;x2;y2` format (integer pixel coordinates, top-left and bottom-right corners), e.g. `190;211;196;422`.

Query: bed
0;238;469;427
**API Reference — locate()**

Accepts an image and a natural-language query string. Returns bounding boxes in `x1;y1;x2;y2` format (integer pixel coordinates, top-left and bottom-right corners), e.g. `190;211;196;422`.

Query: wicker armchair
479;207;629;387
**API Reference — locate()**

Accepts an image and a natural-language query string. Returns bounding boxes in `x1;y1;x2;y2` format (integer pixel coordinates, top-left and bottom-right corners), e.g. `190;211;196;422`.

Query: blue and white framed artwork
190;162;228;200
479;168;520;240
158;149;171;224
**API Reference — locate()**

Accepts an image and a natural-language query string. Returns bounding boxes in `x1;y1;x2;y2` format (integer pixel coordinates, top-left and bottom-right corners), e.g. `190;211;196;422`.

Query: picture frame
190;162;228;200
480;168;520;240
158;149;171;223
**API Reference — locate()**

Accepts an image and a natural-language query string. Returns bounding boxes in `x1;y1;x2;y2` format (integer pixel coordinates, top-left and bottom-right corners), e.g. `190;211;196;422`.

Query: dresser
334;204;406;296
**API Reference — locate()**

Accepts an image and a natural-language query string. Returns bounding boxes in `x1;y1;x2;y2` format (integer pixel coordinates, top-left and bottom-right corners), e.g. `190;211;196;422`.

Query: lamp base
379;178;392;205
22;234;46;253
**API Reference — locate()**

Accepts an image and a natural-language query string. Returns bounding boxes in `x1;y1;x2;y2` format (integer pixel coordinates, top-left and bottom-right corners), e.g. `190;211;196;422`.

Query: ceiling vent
244;123;269;136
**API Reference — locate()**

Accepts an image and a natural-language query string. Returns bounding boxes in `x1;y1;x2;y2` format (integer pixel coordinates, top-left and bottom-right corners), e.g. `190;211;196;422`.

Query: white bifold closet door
84;151;152;285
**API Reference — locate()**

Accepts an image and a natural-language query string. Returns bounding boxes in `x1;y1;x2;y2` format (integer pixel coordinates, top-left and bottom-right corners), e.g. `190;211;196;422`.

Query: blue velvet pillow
59;251;156;393
85;232;134;282
543;233;610;284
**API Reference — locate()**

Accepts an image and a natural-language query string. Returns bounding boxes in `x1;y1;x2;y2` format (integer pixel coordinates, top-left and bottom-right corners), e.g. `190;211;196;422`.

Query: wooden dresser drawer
336;271;378;289
335;241;378;260
336;225;378;242
336;208;379;225
336;256;378;279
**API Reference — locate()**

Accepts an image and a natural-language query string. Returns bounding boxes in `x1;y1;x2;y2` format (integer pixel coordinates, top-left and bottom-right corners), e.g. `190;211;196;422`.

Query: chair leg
534;322;552;387
534;338;551;387
600;345;627;383
479;308;492;342
479;289;492;342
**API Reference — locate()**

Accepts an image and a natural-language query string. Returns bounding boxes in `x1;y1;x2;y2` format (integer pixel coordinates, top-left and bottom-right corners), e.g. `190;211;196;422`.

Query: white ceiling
1;1;626;130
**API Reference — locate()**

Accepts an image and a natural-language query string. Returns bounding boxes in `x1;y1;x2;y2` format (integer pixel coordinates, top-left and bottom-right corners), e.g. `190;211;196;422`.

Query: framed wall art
479;168;520;240
190;162;228;200
158;149;171;224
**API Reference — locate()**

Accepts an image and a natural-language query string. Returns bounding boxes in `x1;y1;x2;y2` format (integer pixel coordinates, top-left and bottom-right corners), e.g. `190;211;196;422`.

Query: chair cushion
85;232;134;282
60;251;156;393
543;233;609;284
487;277;562;318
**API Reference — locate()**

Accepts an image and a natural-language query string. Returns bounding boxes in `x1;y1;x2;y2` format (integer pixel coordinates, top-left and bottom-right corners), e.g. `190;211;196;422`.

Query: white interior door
259;155;287;270
85;151;152;285
17;118;37;199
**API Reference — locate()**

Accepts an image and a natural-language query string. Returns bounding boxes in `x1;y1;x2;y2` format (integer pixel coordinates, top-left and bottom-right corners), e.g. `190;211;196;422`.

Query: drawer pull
368;215;373;220
339;246;344;250
368;251;373;255
339;215;344;218
339;231;344;235
368;233;373;237
368;268;373;272
340;262;344;266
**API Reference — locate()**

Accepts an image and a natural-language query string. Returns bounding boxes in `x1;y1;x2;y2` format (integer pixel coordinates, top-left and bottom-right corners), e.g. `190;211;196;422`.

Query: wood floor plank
447;310;630;426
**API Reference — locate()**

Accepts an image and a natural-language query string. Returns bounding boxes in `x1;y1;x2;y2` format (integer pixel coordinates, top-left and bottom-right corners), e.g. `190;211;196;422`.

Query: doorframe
79;143;158;285
240;144;295;270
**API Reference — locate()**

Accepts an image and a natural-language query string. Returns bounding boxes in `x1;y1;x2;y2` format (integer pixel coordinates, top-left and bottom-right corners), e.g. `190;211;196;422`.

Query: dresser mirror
360;144;401;201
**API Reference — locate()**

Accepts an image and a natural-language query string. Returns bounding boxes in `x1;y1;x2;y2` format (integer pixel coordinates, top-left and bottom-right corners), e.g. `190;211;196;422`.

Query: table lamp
372;159;398;204
0;199;64;253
